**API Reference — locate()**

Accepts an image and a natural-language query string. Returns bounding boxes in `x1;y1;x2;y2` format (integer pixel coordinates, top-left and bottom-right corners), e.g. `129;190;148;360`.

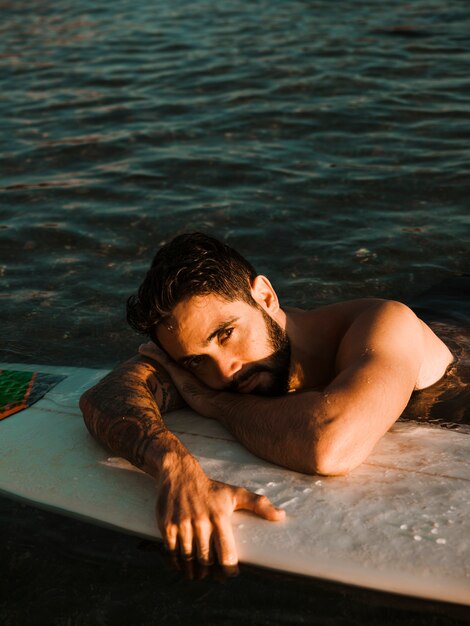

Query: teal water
1;0;469;367
1;0;469;623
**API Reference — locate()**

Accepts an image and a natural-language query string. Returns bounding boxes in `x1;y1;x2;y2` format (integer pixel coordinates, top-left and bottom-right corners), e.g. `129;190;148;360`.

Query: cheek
243;320;272;359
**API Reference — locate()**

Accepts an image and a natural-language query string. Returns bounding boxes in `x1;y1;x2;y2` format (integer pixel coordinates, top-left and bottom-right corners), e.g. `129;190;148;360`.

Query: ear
250;275;280;314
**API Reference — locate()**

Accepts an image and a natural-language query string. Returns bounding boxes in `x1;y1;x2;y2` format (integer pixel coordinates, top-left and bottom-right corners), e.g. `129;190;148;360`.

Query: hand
156;453;285;569
139;341;217;417
138;340;169;365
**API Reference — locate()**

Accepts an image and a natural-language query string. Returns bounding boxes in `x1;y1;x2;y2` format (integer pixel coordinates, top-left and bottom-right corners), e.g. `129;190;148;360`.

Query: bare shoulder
338;299;420;350
299;297;395;327
333;299;453;390
294;298;410;352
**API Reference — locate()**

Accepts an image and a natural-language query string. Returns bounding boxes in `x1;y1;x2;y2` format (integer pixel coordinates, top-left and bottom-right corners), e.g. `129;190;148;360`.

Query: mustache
226;364;273;392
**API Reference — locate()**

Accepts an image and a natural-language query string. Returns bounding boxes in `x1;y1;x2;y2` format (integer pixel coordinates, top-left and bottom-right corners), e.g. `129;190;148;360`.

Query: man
80;232;453;569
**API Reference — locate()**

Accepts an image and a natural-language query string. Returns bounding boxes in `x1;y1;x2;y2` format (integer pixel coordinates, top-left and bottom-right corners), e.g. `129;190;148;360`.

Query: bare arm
218;302;427;475
140;302;428;476
79;354;284;566
79;354;186;476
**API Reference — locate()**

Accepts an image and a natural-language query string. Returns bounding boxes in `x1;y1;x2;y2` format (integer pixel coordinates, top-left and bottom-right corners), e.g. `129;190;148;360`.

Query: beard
228;308;291;397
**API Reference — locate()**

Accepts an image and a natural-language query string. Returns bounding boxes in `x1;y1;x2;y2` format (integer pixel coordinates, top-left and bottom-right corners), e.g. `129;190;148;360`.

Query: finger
160;522;178;552
212;515;238;567
220;562;239;578
178;519;194;559
161;548;182;572
234;488;286;521
193;519;213;565
156;495;179;551
181;555;195;580
195;562;211;581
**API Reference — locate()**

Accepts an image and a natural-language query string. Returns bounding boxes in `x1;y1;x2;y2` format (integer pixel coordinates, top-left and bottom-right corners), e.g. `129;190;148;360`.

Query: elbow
79;386;98;428
79;390;87;414
79;387;92;416
312;449;351;477
79;386;105;444
310;433;362;477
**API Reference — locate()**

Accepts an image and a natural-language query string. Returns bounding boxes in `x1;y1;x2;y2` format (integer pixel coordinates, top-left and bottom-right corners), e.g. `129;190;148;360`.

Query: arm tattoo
80;356;185;470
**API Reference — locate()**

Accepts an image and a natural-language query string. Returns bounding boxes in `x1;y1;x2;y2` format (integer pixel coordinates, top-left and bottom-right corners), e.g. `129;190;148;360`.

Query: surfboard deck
0;362;468;606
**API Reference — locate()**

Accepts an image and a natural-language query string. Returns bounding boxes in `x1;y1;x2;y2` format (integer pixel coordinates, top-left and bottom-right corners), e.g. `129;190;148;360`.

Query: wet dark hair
126;232;258;339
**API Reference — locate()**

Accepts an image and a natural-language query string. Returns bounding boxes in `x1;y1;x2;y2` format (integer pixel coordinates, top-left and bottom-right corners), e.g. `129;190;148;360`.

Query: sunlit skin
155;291;291;397
80;274;454;570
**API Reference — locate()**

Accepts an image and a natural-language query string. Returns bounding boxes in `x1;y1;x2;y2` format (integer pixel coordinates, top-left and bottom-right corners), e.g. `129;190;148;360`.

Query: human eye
186;355;205;370
219;327;234;344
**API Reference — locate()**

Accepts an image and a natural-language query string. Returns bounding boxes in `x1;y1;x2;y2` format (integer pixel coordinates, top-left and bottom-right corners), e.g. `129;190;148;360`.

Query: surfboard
0;361;469;606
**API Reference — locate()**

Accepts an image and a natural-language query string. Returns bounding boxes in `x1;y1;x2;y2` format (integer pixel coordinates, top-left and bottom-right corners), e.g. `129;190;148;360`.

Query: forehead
156;294;255;356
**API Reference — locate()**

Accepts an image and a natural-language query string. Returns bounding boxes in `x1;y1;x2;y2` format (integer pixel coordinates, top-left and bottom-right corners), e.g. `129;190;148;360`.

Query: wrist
140;430;193;479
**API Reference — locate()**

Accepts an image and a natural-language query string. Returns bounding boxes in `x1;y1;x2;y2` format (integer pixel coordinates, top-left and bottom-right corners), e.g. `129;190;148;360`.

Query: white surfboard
0;362;469;606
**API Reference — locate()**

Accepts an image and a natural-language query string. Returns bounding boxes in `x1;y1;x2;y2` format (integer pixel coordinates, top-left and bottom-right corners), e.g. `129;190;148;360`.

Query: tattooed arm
79;355;284;567
79;355;186;475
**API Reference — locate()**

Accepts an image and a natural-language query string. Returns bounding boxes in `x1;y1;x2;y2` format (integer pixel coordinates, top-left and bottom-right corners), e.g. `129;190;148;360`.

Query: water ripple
0;0;469;366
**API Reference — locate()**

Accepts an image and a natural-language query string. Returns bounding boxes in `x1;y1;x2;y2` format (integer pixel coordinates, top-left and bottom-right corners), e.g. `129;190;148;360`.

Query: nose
213;355;242;386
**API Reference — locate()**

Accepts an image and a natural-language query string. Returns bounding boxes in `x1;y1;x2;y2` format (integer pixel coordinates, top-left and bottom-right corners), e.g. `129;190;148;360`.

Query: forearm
134;343;381;476
79;355;189;477
209;391;324;474
209;378;410;477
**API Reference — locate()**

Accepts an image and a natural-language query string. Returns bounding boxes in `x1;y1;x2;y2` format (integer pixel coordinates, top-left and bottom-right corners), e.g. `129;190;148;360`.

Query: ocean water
1;0;469;623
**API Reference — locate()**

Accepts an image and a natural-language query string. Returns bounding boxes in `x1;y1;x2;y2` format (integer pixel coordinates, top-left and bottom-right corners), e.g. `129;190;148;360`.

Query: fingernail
222;564;239;578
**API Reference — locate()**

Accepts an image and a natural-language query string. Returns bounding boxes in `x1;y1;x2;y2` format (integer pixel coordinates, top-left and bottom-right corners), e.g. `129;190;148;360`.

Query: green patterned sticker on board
0;369;66;420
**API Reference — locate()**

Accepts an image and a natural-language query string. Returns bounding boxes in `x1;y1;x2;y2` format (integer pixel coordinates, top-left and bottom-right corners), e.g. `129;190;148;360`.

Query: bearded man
80;232;453;568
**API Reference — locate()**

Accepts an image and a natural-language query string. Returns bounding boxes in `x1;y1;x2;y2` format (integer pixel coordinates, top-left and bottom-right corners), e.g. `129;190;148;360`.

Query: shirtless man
79;232;453;569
